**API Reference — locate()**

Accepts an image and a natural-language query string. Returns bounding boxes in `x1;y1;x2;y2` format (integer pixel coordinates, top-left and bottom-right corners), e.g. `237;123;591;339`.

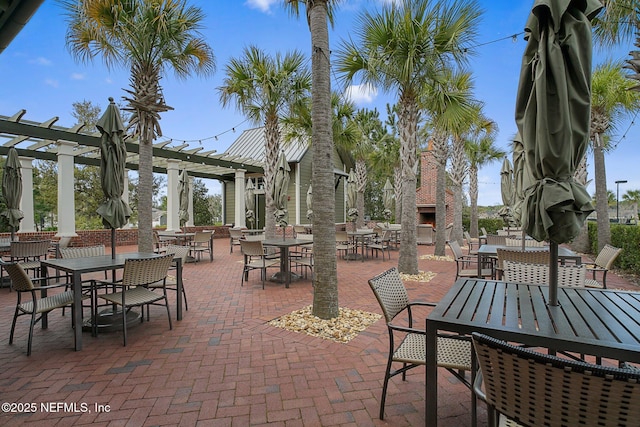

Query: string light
611;111;638;149
158;118;249;146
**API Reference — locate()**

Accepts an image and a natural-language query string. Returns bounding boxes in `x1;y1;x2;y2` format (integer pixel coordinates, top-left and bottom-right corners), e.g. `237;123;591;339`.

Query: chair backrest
496;248;550;271
121;254;174;287
164;245;190;264
296;233;313;242
447;240;464;260
502;260;586;288
244;233;265;241
594;244;623;270
480;227;488;237
505;237;546;247
60;245;105;258
57;236;72;249
485;234;507;245
193;231;212;244
472;332;640;427
368;267;409;323
336;230;349;243
445;223;453;241
229;228;244;240
10;240;51;258
240;239;265;257
293;225;307;235
1;261;34;291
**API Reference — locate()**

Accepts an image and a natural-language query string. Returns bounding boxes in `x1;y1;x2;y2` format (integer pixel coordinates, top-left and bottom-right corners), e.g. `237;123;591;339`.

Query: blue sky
0;0;637;206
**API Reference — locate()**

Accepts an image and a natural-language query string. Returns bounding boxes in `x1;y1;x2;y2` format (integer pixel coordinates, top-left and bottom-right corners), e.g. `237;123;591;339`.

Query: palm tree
590;60;640;251
335;0;482;274
63;0;215;252
284;0;342;320
465;117;502;239
592;0;638;48
217;46;311;239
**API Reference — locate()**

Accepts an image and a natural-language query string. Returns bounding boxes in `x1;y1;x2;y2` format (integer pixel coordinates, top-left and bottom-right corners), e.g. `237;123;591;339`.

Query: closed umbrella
178;169;189;228
346;169;358;224
515;0;600;305
383;178;393;224
245;178;255;228
2;147;24;241
498;158;514;227
306;184;313;221
511;133;526;228
96;97;131;258
272;150;290;239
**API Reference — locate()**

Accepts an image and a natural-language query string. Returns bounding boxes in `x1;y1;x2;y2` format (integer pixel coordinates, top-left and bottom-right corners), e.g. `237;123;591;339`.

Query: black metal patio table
425;278;640;426
262;238;313;288
41;252;183;351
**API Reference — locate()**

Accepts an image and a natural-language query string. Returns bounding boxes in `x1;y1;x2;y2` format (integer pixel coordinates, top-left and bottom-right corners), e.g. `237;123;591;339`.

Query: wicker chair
229;228;244;253
502;260;586;288
146;245;190;311
9;240;51;278
472;332;640;427
335;230;353;259
464;231;480;255
367;229;392;260
368;268;472;420
584;244;622;289
190;230;214;262
290;234;314;279
95;254;174;346
504;237;547;247
485;234;509;245
495;248;550;280
240;240;279;289
448;240;494;280
2;260;73;355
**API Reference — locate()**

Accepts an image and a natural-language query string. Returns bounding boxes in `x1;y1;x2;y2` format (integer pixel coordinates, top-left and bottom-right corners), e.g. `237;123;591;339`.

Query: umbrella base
269;271;302;284
83;308;142;333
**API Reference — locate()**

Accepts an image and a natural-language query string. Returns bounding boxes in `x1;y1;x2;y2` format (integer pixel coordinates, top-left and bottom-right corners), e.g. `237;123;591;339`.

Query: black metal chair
368;267;472;420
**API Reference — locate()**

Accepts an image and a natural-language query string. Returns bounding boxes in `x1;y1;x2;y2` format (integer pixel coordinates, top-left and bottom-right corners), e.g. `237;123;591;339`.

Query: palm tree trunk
570;154;591;253
469;164;479;238
355;159;366;229
264;119;279;239
450;137;466;245
593;133;611;252
435;162;447;256
394;165;402;223
397;97;418;275
138;133;153;252
309;0;338;320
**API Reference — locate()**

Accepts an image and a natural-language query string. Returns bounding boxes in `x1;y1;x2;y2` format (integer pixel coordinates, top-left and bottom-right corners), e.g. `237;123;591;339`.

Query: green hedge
587;221;640;275
463;218;506;235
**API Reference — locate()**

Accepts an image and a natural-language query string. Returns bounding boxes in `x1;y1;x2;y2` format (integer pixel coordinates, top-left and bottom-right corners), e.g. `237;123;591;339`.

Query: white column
56;140;78;237
123;169;130;210
235;169;246;228
166;159;180;232
295;163;301;225
18;157;35;232
187;176;194;227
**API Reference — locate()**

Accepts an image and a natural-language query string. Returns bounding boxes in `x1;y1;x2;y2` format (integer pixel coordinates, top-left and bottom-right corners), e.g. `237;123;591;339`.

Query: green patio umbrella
96;97;131;258
510;133;526;228
498;157;514;227
306;184;313;221
383;178;393;224
2;147;24;241
245;178;255;228
346;169;358;224
178;169;190;228
515;0;600;305
272;150;290;238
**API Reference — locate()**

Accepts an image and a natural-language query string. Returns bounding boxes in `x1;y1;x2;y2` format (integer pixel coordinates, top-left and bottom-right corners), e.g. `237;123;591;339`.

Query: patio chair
416;224;434;245
505;237;547;247
472;332;640;427
335;230;353;259
190;230;213;262
145;245;190;312
290;235;314;279
495;248;549;280
9;239;51;279
502;260;586;288
240;239;279;289
448;240;493;280
368;267;472;420
229;228;244;253
367;229;392;260
95;254;174;346
485;234;509;245
445;223;453;242
464;231;480;255
3;260;73;356
584;244;622;289
48;236;72;259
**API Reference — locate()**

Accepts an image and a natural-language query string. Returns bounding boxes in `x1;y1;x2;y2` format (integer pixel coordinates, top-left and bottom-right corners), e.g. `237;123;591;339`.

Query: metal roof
0;110;263;181
226;127;309;163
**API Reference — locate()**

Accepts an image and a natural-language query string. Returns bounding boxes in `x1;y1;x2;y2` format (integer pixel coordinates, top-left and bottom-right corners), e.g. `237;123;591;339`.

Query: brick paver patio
0;238;636;426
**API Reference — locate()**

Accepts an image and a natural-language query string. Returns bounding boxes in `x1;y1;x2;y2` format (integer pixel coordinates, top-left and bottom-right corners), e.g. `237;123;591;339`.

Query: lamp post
615;180;627;223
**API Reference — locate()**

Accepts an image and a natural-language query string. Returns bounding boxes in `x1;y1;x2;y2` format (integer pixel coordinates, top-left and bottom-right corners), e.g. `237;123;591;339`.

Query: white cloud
245;0;278;13
31;56;52;66
45;78;59;88
344;83;378;104
70;73;85;80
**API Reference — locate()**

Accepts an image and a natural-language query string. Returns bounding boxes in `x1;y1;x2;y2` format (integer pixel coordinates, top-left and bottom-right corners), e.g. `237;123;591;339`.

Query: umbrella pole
111;228;116;259
549;242;559;306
